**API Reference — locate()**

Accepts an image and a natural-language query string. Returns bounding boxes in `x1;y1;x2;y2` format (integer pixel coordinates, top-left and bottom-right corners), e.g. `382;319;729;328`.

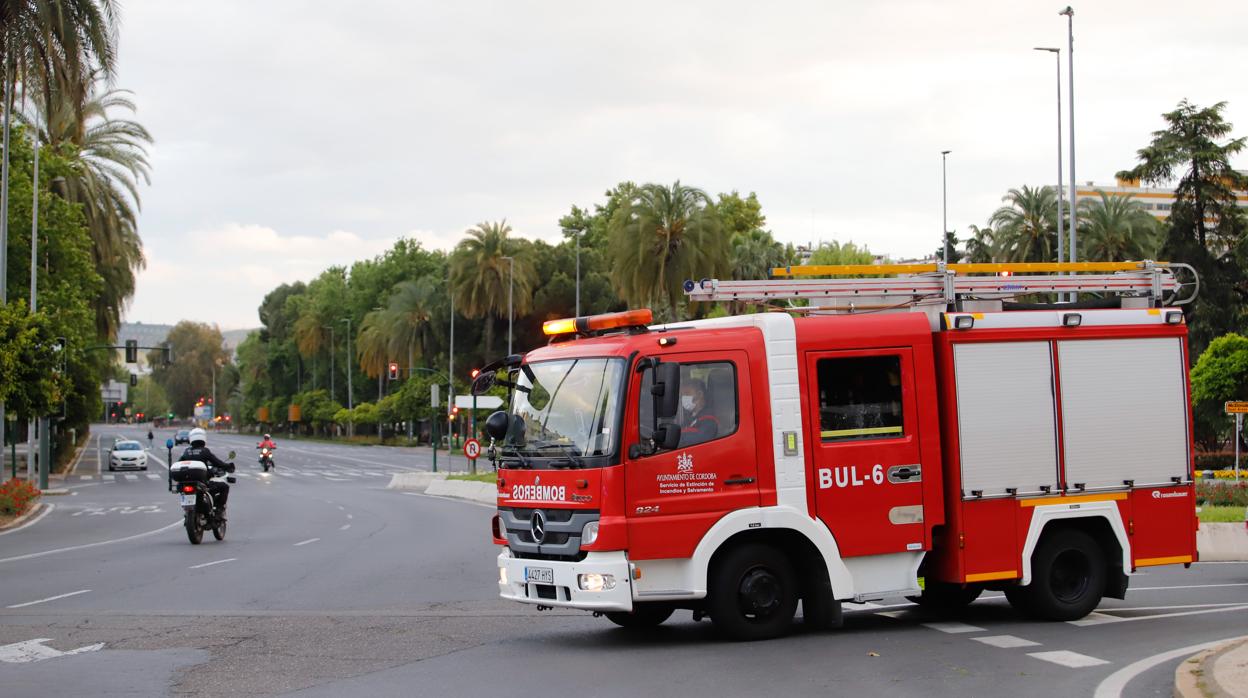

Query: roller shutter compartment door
1057;338;1189;490
954;342;1059;497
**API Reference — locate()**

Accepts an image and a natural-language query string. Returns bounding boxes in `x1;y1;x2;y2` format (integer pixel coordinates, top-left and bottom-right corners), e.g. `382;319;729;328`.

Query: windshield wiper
529;440;586;468
500;444;533;469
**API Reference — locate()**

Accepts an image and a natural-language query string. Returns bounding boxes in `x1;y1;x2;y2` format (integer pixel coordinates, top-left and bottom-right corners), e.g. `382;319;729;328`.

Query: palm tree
1077;192;1162;261
20;77;151;339
379;276;438;371
1;1;118;113
730;228;787;281
355;312;388;379
964;225;996;263
607;181;729;320
988;186;1058;263
450;220;535;360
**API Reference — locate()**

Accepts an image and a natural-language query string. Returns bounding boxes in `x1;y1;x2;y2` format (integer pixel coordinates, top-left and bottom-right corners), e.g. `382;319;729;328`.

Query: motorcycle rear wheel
213;519;227;541
185;512;203;545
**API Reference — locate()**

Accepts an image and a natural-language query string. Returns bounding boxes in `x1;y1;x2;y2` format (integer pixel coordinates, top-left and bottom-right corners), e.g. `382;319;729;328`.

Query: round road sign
463;438;481;460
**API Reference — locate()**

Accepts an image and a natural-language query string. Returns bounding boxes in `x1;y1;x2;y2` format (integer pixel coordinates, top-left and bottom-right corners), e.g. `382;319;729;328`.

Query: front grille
500;507;598;562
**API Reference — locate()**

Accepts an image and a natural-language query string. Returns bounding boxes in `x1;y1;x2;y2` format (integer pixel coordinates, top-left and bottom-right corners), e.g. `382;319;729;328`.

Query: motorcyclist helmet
263;433;271;440
189;427;207;446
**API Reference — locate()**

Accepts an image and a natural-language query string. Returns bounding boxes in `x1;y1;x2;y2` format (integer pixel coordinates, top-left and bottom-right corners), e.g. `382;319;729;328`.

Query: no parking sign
463;438;481;460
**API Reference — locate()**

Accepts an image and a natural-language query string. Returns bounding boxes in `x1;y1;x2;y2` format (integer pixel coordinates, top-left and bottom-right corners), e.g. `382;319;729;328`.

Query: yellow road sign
1225;401;1248;414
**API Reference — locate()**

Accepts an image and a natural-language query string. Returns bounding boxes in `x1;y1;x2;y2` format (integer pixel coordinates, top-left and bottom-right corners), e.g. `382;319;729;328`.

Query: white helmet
189;428;207;445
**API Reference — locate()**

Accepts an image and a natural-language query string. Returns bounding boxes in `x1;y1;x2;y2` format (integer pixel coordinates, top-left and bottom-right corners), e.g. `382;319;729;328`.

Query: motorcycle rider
178;427;234;518
257;433;277;469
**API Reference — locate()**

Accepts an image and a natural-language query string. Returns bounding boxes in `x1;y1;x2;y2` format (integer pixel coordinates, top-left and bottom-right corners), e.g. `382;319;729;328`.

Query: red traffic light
387;362;399;380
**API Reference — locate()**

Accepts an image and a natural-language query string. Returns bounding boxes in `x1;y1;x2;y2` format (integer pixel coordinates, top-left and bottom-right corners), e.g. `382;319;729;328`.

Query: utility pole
448;291;455;459
0;57;12;477
323;325;335;403
572;228;581;316
1061;6;1078;265
502;256;514;356
941;151;951;264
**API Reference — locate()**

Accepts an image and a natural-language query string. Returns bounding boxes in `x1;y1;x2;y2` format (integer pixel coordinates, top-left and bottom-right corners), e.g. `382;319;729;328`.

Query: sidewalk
1176;637;1248;698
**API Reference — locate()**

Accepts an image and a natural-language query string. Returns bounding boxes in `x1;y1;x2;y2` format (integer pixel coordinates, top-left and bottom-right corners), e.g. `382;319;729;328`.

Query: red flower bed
0;478;41;516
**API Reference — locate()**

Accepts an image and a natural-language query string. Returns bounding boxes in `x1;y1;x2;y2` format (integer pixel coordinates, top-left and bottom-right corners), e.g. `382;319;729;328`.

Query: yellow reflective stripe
1135;555;1192;567
772;261;1163;277
966;570;1018;582
820;426;903;438
1018;492;1128;507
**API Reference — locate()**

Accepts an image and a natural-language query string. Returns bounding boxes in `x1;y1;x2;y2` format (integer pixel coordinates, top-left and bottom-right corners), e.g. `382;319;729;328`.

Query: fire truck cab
485;263;1198;640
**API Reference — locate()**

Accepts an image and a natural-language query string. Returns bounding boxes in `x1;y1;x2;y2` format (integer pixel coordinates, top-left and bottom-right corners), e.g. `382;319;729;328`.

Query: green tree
1115;100;1247;355
730;228;787;281
450;220;535;360
988;186;1058;263
607;181;729;320
716;190;766;239
806;240;876;268
1189;333;1248;450
964;225;996;263
934;230;964;264
149;321;231;417
1076;192;1162;261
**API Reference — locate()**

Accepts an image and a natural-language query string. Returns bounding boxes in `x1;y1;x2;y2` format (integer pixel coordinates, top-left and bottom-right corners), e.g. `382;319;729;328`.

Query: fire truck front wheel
1011;528;1106;621
708;543;798;641
605;604;674;629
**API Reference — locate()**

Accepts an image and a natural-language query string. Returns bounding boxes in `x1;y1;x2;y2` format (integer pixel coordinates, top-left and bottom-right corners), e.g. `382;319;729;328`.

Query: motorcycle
170;450;237;545
258;445;275;472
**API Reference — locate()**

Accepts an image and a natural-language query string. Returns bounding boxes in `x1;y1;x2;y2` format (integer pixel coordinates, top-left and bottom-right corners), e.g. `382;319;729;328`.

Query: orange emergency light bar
543;309;654;336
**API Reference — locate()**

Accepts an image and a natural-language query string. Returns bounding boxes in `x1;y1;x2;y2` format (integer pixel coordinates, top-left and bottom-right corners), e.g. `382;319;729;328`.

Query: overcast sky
116;0;1248;329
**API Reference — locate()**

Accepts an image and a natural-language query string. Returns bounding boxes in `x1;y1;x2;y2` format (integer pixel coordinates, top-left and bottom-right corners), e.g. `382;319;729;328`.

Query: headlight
578;573;615;591
498;566;508;585
581;521;599;547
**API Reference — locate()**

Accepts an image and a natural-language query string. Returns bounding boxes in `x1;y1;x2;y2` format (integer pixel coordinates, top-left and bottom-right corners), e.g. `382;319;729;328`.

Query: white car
109;440;149;471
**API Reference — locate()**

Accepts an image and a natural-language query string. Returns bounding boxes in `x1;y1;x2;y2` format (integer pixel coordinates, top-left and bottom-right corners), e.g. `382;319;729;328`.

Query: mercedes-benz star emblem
531;510;547;545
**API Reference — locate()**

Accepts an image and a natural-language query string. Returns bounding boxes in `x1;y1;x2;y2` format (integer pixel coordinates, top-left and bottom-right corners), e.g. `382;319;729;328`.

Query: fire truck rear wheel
604;604;674;629
708;543;798;641
1015;528;1106;621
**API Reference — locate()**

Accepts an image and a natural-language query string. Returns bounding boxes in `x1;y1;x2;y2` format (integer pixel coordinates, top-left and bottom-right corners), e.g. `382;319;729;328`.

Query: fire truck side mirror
654;423;681;451
484;410;510;441
653;362;681;419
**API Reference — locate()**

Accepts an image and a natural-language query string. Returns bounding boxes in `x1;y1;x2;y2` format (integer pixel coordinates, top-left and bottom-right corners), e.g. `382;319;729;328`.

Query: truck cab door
805;348;927;557
624;351;759;560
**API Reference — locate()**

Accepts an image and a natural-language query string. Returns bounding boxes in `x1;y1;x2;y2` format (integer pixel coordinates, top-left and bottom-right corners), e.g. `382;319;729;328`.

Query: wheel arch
1020;502;1130;597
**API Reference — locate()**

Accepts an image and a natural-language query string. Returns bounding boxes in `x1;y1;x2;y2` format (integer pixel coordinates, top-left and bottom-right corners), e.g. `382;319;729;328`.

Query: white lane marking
0;638;105;663
188;558;237;570
1092;636;1248;698
1067;604;1248;627
0;519;182;565
346;514;353;520
145;473;160;480
280;445;423;471
336;505;345;511
402;491;496;509
293;538;320;547
922;622;986;634
1028;650;1109;668
1070;611;1120;626
339;524;351;531
79;475;94;480
6;589;92;609
323;477;350;482
973;635;1041;649
874;610;909;619
1131;582;1248;592
0;503;55;537
845;601;882;610
122;474;136;481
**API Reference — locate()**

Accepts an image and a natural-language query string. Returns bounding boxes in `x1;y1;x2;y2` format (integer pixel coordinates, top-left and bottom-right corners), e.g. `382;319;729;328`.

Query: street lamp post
941;150;951;265
323;325;335;402
570;228;581;316
1034;47;1066;273
28;134;40;483
341;318;353;435
1061;6;1078;265
501;256;514;356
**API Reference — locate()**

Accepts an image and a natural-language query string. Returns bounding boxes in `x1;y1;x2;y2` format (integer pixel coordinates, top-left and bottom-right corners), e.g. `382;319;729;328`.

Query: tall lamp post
941;150;951;264
323;325;335;402
501;256;515;356
568;227;581;316
27;134;40;483
341;318;353;436
1034;47;1066;273
1061;6;1078;265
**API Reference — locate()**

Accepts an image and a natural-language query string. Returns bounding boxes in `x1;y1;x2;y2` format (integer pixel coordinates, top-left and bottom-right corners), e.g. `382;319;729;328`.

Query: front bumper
498;549;634;612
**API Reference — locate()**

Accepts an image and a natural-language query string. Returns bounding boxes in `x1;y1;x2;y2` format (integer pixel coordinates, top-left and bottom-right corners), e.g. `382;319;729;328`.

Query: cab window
816;355;904;442
639;361;739;448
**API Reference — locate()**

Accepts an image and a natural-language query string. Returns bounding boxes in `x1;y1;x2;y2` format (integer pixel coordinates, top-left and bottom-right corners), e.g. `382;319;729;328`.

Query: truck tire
1014;529;1105;621
708;543;798;641
605;604;673;629
907;582;982;611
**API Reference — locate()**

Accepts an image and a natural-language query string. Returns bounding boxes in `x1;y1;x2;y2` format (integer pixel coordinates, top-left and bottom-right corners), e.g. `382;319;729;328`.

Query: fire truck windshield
505;357;624;465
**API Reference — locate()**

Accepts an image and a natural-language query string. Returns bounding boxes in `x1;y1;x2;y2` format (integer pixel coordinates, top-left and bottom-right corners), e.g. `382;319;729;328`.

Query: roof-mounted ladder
683;261;1198;309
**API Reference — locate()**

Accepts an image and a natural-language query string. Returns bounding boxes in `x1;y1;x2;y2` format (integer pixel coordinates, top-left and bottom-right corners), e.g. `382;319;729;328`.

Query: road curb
386;472;448;491
1198;523;1248;562
1174;636;1248;698
426;480;496;505
0;502;48;532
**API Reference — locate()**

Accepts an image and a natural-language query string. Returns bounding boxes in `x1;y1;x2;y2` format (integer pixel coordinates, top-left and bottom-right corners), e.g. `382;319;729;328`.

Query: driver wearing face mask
678;378;719;446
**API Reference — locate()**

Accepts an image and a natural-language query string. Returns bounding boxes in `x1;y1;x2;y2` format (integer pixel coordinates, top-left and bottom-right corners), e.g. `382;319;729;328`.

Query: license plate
525;567;554;584
180;494;196;506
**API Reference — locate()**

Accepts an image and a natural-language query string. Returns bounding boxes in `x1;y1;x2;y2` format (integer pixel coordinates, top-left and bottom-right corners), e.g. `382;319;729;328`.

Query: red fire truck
477;262;1200;640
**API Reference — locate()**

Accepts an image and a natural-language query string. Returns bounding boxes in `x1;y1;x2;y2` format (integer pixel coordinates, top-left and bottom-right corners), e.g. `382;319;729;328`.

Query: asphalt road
1;423;1245;696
